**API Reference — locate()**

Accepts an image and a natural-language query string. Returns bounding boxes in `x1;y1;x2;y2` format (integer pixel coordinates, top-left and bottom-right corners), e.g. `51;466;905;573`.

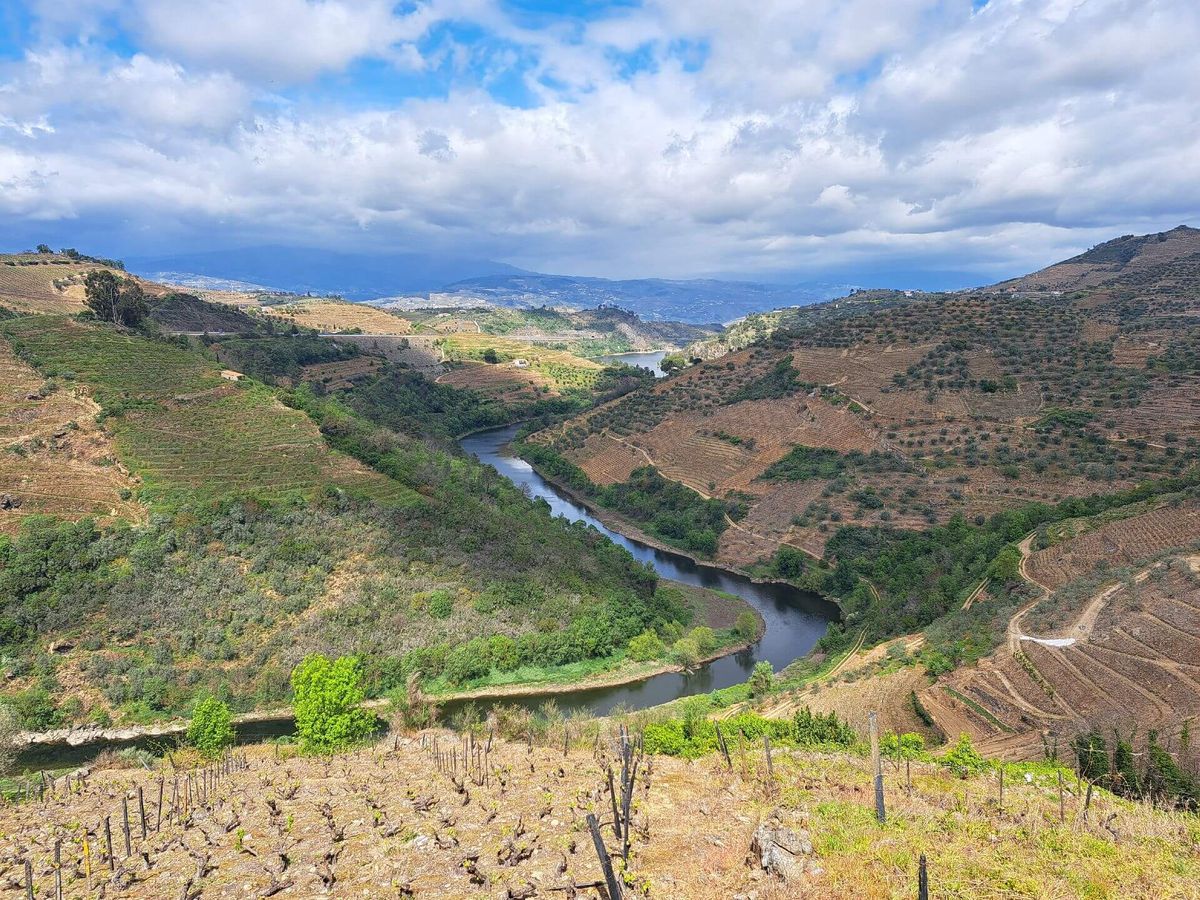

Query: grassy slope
0;315;704;727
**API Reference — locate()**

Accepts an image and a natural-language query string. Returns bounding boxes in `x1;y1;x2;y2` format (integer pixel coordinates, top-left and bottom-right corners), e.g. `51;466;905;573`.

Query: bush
941;733;987;777
734;611;758;641
291;654;375;754
880;730;925;761
186;695;235;759
627;629;666;662
671;636;700;667
748;660;774;697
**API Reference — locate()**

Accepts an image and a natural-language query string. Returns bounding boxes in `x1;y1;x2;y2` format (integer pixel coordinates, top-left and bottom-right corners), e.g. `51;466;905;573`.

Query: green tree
748;660;774;697
482;347;500;364
36;244;51;254
83;270;147;327
186;694;235;758
671;635;700;667
734;611;758;641
291;654;375;754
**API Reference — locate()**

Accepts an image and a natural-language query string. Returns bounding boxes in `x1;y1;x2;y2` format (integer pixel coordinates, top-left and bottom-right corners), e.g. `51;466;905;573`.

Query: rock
750;817;816;883
0;494;21;510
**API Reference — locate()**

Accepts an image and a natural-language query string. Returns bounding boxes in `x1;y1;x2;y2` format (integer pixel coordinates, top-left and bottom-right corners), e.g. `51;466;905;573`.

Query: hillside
0;251;168;316
997;225;1200;294
398;304;716;356
521;227;1200;758
0;286;721;730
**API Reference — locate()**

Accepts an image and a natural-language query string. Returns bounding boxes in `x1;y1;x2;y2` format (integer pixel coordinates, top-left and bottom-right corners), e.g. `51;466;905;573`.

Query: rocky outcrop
749;812;820;883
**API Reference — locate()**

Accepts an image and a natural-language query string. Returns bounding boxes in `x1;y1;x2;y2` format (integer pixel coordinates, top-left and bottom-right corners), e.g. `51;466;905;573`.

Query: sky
1;0;1198;286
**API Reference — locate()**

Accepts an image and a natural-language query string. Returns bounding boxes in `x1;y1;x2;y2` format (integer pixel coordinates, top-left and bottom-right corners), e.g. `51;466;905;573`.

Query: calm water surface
449;425;837;717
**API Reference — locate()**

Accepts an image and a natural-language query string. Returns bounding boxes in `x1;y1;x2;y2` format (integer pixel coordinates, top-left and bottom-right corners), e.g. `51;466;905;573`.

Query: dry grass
2;730;1196;899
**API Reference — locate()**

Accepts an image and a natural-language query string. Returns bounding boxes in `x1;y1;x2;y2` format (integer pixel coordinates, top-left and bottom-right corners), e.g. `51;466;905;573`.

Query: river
449;425;837;717
14;422;835;770
596;350;669;377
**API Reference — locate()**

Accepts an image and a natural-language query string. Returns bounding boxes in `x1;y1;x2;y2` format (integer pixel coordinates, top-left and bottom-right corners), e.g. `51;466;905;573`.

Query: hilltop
520;227;1200;758
997;225;1200;293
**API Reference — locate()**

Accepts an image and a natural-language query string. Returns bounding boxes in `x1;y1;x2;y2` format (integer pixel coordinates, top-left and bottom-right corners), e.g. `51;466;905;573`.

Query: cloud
0;0;1198;282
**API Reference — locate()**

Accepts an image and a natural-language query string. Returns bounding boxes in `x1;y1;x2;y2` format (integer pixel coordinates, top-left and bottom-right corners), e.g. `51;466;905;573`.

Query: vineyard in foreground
0;723;1196;899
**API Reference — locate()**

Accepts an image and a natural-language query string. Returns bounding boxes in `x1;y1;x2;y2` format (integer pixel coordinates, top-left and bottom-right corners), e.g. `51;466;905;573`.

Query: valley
0;232;1197;898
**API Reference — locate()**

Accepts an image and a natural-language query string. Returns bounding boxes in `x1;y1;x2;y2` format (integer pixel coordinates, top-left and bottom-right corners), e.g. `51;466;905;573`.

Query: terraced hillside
400;304;716;356
531;227;1200;571
259;297;413;335
0;338;142;534
923;498;1200;761
433;332;606;401
0;252;167;315
0;317;414;508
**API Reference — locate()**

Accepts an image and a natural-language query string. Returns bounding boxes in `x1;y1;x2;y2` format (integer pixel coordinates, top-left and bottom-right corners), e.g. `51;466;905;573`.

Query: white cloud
1;0;1199;280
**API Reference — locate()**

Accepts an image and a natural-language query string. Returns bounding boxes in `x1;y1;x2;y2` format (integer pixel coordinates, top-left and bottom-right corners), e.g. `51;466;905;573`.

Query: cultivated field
0;254;169;315
261;299;413;335
0;316;417;508
1027;499;1200;590
0;337;142;533
926;529;1200;762
2;728;1195;899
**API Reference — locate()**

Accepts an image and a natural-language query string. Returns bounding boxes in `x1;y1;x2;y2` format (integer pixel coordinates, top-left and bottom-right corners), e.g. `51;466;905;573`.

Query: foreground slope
2;728;1196;899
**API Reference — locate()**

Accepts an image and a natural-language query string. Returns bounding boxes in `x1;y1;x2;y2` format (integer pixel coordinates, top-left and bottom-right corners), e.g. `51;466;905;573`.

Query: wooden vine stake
917;853;929;900
586;813;623;900
714;723;732;771
869;711;886;824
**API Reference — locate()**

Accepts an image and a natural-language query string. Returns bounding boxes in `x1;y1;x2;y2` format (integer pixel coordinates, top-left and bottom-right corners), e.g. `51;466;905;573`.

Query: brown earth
0;337;142;534
4;728;1195;899
922;513;1200;761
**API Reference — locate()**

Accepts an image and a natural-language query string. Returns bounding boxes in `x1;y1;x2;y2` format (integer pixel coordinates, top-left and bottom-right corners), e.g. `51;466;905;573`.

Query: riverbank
518;444;837;600
15;580;763;754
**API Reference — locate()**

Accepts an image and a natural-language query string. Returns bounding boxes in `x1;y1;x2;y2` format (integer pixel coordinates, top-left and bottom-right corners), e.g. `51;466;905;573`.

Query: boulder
750;816;816;883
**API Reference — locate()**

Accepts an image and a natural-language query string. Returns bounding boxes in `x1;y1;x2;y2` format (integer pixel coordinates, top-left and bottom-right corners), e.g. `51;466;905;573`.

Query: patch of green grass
943;686;1014;733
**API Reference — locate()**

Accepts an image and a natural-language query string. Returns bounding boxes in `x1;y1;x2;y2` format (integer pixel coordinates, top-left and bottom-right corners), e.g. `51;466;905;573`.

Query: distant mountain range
404;274;855;324
126;245;528;298
126;245;855;324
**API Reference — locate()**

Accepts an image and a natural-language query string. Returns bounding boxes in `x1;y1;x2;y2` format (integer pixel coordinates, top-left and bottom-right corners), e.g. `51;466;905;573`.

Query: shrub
643;720;687;755
291;654;375;754
671;636;700;667
689;626;717;655
734;611;758;641
880;731;925;761
186;695;235;759
941;733;987;777
748;660;774;697
627;629;666;662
